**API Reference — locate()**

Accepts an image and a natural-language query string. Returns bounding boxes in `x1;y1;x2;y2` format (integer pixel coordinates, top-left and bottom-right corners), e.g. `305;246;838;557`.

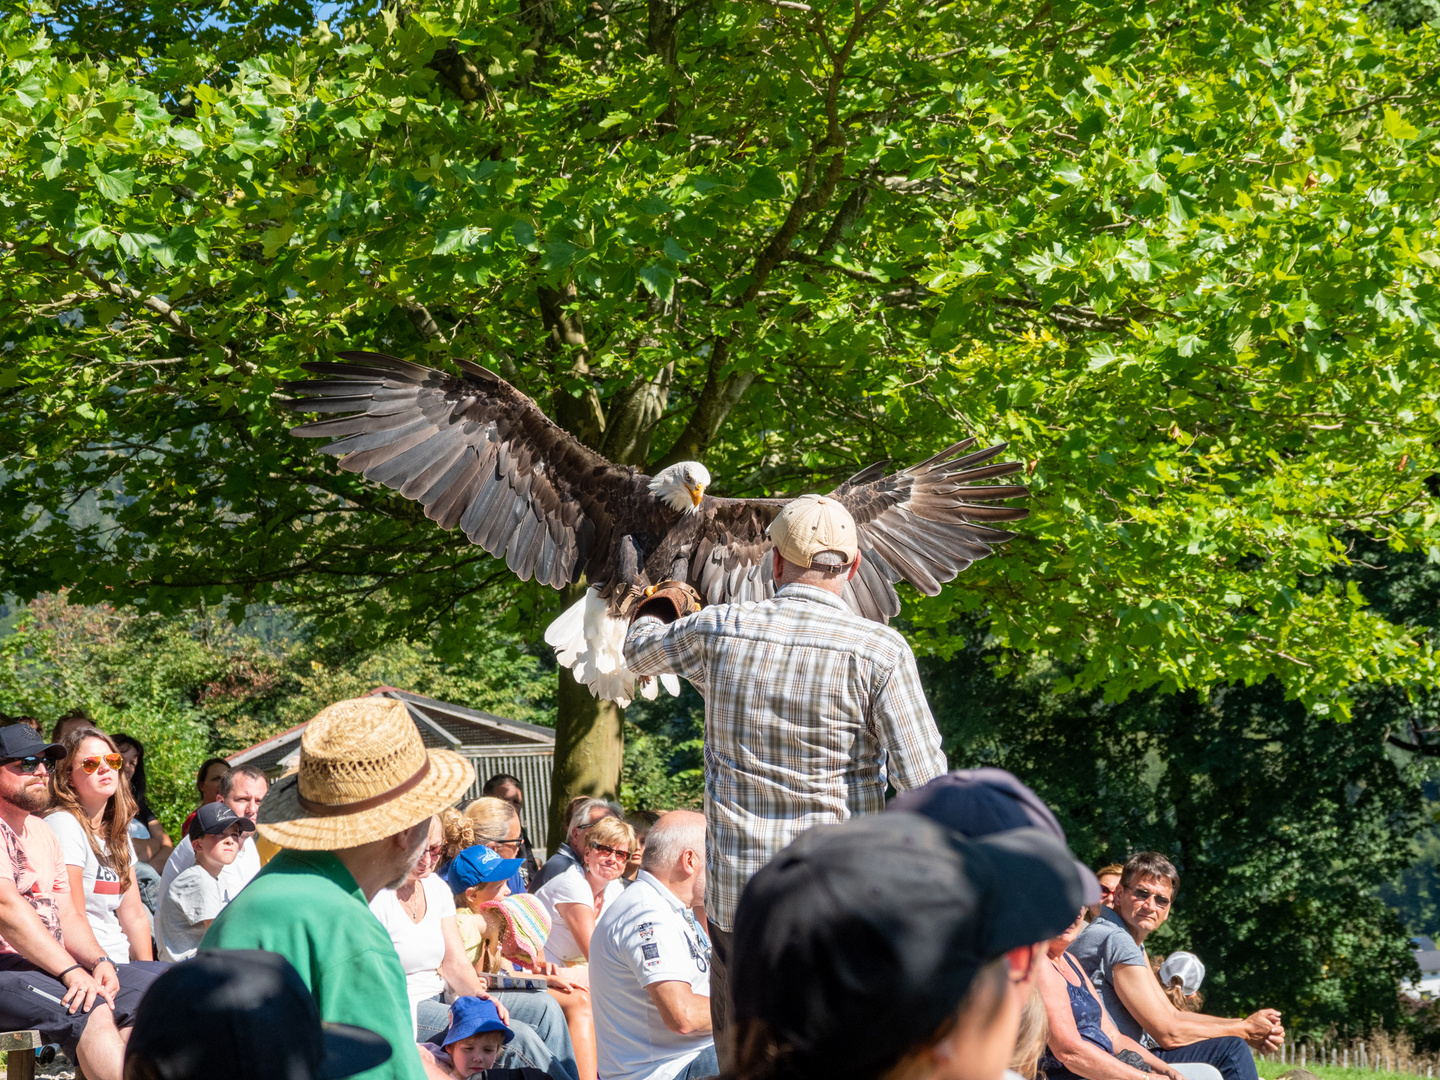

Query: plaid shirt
624;583;947;931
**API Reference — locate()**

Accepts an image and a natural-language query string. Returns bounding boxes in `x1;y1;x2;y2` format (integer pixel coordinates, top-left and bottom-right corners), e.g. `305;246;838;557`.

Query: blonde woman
45;727;157;965
535;816;636;971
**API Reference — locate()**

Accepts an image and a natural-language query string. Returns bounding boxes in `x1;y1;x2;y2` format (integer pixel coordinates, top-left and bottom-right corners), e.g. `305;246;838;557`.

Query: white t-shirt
156;864;224;961
158;833;260;911
536;864;624;965
43;812;139;964
590;871;713;1080
369;873;456;1033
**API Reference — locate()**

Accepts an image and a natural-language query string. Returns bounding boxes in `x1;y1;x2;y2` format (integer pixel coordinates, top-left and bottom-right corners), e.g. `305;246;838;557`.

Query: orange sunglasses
79;754;123;774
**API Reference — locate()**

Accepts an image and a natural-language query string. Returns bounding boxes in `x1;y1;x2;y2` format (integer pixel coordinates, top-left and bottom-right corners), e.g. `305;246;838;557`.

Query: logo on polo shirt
642;942;661;970
638;922;654;941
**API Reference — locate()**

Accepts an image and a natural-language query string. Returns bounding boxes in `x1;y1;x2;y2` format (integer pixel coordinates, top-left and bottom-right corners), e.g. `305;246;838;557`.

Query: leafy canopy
1;0;1438;713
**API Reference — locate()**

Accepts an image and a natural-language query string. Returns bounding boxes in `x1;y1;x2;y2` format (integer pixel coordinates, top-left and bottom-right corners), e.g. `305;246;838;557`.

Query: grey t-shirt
158;864;224;962
1069;906;1149;1043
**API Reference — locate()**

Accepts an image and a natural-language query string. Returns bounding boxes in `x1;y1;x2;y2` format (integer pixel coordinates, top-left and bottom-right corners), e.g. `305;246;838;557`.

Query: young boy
156;801;254;961
421;996;548;1080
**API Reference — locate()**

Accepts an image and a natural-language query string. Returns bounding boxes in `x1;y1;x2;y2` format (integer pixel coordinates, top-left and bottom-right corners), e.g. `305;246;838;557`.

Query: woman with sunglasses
535;816;637;973
45;727;156;965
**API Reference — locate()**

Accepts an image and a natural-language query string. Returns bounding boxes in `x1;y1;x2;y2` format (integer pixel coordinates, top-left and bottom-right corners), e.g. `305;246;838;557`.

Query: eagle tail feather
543;588;682;707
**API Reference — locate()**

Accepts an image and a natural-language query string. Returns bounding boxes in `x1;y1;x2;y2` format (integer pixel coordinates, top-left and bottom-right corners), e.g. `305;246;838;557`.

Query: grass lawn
1256;1063;1435;1080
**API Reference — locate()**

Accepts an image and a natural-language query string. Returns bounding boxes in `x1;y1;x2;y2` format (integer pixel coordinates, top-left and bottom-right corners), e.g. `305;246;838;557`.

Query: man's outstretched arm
872;652;948;790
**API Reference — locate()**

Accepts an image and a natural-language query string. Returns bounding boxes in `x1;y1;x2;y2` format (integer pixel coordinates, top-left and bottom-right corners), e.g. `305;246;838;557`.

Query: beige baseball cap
768;494;859;569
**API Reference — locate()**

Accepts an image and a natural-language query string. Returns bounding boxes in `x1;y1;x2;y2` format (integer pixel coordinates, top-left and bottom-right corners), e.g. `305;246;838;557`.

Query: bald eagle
284;352;1029;705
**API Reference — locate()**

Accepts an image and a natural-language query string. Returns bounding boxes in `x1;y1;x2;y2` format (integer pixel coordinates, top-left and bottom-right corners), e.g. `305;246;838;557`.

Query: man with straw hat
203;698;523;1080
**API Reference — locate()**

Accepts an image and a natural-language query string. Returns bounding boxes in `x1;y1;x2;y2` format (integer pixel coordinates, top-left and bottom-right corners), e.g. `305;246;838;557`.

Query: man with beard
590;811;715;1080
0;724;160;1080
203;698;492;1080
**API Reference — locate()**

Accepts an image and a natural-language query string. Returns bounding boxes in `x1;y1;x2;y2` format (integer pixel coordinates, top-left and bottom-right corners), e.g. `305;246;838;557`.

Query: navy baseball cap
888;767;1101;906
125;950;392;1080
441;996;513;1048
0;725;63;763
732;812;1085;1080
443;845;523;893
188;801;258;843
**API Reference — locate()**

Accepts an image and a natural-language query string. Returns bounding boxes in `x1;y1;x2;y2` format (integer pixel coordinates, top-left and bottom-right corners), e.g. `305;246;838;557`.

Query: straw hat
257;698;474;850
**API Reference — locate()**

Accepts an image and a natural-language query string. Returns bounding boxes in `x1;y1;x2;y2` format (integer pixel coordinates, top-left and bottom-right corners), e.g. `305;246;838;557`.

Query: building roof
227;687;555;774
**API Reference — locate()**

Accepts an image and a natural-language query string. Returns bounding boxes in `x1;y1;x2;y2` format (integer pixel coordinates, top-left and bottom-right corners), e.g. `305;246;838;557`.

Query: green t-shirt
202;848;425;1080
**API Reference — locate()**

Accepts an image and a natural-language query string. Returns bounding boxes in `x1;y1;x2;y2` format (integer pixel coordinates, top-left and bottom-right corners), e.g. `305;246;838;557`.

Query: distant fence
1259;1035;1437;1076
460;748;552;863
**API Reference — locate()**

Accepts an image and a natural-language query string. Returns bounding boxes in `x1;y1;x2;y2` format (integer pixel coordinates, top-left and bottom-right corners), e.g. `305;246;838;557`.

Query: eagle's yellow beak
689;484;706;507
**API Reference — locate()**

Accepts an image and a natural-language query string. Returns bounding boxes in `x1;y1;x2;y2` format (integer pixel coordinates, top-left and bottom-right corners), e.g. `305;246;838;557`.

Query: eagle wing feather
284;351;649;590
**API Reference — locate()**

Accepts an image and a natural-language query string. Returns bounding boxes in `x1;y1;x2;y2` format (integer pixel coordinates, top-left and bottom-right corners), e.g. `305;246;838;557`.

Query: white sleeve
625;912;706;989
43;813;89;868
548;869;592;907
368;888;400;931
170;869;224;924
159;835;196;899
425;874;457;918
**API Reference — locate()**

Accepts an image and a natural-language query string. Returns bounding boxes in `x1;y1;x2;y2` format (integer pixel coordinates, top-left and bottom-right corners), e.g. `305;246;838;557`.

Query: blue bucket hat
443;845;523;894
441;996;513;1048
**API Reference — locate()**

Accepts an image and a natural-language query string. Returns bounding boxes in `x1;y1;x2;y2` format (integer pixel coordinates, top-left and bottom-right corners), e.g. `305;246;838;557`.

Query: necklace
397;882;427;924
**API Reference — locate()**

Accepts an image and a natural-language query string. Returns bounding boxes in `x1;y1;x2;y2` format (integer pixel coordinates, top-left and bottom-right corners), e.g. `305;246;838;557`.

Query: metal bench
0;1031;42;1080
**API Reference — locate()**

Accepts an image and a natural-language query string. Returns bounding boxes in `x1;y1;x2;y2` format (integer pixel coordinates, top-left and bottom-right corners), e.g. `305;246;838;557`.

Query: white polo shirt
590;871;713;1080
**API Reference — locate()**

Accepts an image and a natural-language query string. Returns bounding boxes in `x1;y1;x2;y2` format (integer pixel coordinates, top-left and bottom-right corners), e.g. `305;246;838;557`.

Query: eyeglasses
589;843;632;862
2;757;47;775
478;833;522;852
1130;885;1172;909
419;842;444;863
79;754;124;775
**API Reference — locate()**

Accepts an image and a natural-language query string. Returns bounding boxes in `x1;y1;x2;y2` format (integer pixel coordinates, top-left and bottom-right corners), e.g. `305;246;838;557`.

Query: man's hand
90;957;119;1002
60;966;110;1014
630;580;702;625
1241;1009;1283;1050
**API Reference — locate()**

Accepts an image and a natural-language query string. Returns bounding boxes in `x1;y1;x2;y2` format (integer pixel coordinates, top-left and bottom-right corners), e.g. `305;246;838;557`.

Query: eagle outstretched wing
682;441;1028;622
282;351;649;590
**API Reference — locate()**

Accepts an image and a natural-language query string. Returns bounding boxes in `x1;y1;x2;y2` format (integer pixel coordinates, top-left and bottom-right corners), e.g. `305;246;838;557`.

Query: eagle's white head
650;461;711;513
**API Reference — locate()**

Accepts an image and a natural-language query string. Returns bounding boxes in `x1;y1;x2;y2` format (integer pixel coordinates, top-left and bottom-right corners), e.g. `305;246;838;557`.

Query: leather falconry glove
630;580;703;625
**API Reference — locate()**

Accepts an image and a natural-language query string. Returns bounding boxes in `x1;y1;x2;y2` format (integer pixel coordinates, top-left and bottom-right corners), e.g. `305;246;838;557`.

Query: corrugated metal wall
460;749;553;863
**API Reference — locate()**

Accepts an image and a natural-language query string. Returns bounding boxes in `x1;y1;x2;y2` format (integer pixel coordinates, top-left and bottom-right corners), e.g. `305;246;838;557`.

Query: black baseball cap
125;950;392;1080
731;812;1084;1080
888;767;1101;906
188;802;258;843
0;725;63;764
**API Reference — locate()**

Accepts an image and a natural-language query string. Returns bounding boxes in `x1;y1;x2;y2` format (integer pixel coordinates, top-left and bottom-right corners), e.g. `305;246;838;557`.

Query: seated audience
424;996;548;1080
158;764;266;911
371;816;579;1080
463;890;596;1080
181;757;229;835
111;734;175;875
156;803;254;961
1037;907;1191;1080
0;724;162;1080
123;949;391;1080
1070;853;1281;1080
203;697;499;1080
1156;952;1205;1012
536;815;635;970
482;773;540;884
621;810;661;884
1092;863;1123;918
726;812;1084;1080
45;727;154;964
457;797;528;895
532;797;621;890
591;810;714;1080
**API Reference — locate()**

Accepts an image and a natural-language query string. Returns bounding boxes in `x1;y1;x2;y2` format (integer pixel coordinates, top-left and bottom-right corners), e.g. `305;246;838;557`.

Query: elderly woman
535;815;636;970
1039;909;1198;1080
371;815;581;1080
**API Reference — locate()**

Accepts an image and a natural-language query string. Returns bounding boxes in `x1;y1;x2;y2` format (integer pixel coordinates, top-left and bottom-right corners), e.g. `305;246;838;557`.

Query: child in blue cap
421;996;548;1080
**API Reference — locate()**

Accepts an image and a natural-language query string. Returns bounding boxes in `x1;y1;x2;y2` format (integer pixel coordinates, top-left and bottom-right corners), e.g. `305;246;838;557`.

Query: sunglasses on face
79;754;124;775
419;842;444;863
2;757;48;775
1130;885;1172;909
590;843;633;862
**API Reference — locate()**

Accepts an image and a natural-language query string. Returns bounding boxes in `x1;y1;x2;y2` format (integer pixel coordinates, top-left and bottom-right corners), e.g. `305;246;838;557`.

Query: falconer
623;494;948;1068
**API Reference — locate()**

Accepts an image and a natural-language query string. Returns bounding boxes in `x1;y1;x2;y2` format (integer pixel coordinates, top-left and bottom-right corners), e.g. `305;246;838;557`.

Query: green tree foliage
1;0;1438;722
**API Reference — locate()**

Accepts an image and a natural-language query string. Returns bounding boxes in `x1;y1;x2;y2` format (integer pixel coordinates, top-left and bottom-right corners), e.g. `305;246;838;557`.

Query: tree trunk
547;608;625;852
